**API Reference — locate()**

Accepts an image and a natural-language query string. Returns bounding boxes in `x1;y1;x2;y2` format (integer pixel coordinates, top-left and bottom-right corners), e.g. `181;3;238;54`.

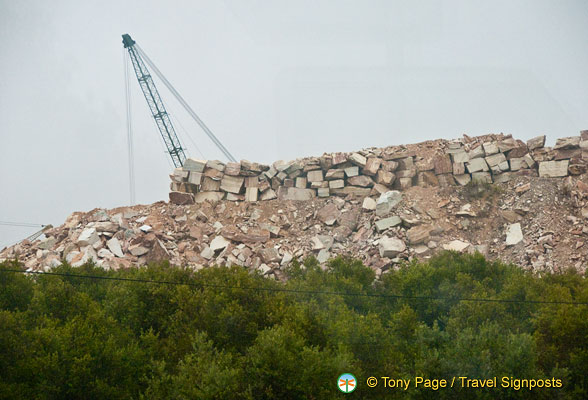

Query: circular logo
338;373;357;393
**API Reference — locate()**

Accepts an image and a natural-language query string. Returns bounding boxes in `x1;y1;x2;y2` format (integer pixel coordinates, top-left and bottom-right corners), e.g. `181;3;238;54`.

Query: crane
122;34;237;167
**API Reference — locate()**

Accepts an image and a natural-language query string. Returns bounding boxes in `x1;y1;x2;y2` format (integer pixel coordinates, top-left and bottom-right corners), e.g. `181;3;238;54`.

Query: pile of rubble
2;132;588;279
169;132;588;205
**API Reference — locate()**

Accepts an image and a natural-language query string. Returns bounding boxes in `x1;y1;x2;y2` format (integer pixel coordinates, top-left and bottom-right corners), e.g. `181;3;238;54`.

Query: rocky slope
3;133;588;279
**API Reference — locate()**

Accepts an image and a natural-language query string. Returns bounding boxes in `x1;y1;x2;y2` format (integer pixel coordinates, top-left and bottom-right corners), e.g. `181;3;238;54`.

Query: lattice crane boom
122;34;186;168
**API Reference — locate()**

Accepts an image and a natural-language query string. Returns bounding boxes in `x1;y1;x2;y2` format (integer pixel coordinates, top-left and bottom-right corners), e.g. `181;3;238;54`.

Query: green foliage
0;252;586;399
462;179;503;201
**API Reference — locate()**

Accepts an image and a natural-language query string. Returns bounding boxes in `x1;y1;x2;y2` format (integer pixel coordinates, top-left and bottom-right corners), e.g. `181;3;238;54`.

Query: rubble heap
169;132;588;205
2;132;588;279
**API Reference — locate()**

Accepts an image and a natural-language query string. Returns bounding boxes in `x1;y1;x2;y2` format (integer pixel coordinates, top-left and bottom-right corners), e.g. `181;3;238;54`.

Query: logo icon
338;373;357;393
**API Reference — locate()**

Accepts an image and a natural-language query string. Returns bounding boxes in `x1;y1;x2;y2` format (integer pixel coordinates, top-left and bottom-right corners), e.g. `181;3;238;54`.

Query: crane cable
123;49;136;205
136;44;237;163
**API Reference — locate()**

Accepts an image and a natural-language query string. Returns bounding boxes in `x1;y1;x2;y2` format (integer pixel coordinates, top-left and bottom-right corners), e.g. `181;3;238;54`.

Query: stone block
206;160;225;172
397;177;413;189
381;160;399;172
201;176;221;192
194;192;224;203
376;170;395;186
349;153;367;167
397;157;414;170
295;177;307;188
348;175;374;187
376;191;402;217
418;171;439;187
507;146;529;159
245;176;259;188
379;236;406;258
466;158;489;173
471;172;492;183
538;160;569;177
451;150;470;163
183;158;206;172
169;191;195;205
453;162;465;175
332;153;348;165
259;189;277;200
77;228;99;247
224;162;241;176
434;155;452;175
485;152;506;167
188;172;202;185
245;187;258;202
509;158;526;171
482;142;499;155
527;135;545;150
498;138;517;153
317;188;330;197
375;216;402;232
363;157;382;176
329;180;345;189
554;136;580;150
344;166;359;177
307;170;324;182
277;187;315;201
454;174;471;186
325;169;345;180
468;145;485;159
330;186;372;196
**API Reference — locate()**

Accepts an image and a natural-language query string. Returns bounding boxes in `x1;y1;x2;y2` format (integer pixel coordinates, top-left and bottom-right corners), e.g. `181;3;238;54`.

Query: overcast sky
1;0;587;248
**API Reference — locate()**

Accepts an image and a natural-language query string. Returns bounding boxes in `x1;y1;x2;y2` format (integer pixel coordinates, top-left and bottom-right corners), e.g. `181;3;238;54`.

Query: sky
1;0;587;248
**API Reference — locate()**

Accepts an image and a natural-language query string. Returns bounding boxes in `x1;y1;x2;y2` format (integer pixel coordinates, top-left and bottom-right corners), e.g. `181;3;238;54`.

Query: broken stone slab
183;158;206;173
527;135;545;150
107;237;124;258
187;172;203;185
169;191;195;205
506;223;523;246
553;136;580;150
453;162;465;175
509;158;526;171
466;158;489;173
347;175;374;187
317;249;330;263
325;169;345;180
129;244;149;257
397;177;414;190
375;216;402;232
220;175;244;194
379;236;406;258
376;191;402;217
259;189;277;201
221;227;270;243
443;240;470;252
317;203;340;225
538;160;569;177
362;197;376;211
194;191;224;203
38;237;56;250
200;246;214;260
210;236;230;252
259;248;280;263
77;228;99;247
407;225;431;245
277;187;316;201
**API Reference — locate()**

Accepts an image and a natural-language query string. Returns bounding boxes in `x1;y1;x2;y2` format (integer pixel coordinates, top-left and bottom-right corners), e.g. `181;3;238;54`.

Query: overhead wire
123;48;136;205
0;221;45;228
1;268;586;306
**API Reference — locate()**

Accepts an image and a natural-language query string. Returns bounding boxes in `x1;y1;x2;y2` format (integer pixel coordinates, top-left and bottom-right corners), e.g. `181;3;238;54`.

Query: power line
1;268;586;306
0;221;45;228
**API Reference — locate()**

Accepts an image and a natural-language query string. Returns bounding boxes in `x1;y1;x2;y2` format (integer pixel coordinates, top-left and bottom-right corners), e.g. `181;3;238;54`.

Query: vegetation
462;179;503;201
0;253;586;399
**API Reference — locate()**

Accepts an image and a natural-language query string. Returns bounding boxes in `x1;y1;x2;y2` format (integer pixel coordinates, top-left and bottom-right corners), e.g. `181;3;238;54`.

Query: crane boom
122;34;186;167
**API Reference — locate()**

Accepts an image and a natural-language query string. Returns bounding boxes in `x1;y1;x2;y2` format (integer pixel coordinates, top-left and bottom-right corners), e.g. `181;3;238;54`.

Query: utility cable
1;269;586;306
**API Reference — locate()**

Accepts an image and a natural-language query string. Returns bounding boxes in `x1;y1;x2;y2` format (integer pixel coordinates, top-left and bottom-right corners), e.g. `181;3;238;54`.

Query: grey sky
1;0;587;248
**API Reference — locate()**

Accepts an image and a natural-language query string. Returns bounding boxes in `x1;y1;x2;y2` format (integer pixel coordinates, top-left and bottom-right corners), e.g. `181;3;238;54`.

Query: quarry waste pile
3;131;588;279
